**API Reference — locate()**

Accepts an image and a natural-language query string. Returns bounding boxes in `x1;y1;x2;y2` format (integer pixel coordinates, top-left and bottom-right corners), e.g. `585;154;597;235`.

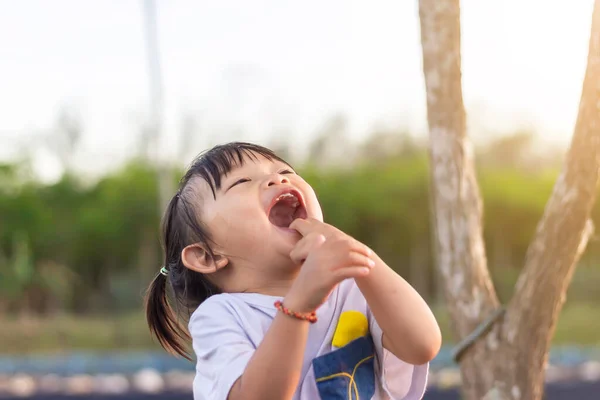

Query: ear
181;244;229;274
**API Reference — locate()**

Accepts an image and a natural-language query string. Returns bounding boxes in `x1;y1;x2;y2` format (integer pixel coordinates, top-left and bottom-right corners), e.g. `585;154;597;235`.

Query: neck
244;274;296;297
215;255;301;296
230;262;300;297
251;278;296;297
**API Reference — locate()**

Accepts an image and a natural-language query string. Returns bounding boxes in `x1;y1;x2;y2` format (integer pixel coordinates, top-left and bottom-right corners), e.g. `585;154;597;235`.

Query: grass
0;312;160;355
1;303;599;355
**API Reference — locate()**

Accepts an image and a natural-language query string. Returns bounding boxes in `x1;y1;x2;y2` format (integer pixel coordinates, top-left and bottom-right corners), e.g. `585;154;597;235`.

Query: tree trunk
418;1;600;399
497;0;600;397
418;1;500;397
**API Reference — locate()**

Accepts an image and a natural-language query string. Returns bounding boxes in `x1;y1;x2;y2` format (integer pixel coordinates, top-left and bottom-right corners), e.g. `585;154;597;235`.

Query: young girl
146;142;441;400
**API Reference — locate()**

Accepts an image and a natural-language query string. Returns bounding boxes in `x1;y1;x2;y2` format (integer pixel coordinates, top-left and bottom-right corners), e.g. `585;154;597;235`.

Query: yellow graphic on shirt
313;310;374;399
332;310;369;348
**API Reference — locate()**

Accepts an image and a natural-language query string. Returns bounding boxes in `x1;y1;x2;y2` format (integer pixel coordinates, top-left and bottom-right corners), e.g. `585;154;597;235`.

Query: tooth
277;193;294;201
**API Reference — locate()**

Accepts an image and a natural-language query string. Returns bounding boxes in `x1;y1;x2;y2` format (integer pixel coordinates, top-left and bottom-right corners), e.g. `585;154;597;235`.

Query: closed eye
227;178;251;191
279;169;295;175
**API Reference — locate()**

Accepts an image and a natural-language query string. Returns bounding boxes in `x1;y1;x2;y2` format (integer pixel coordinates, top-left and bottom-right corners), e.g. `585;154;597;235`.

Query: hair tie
160;266;169;276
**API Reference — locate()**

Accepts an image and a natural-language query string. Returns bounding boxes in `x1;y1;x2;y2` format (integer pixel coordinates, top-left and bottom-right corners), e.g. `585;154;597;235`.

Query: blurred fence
0;346;598;398
2;346;600;375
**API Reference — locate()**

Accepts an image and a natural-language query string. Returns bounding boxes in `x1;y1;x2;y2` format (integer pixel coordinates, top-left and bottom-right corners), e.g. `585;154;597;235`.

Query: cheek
308;197;324;222
297;182;323;221
207;205;268;251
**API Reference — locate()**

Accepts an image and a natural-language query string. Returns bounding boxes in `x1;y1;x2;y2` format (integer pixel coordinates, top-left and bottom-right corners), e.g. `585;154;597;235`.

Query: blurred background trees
2;129;599;319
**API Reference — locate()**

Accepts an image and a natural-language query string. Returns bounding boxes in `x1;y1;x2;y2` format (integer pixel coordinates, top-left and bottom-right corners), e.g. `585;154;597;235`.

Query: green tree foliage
0;136;598;315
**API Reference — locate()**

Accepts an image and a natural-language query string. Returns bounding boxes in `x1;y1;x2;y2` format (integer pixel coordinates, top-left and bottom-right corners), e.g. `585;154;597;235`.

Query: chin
273;225;302;244
265;226;298;254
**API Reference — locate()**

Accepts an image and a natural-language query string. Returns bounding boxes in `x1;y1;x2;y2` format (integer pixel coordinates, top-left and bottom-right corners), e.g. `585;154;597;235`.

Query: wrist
283;287;320;312
355;256;384;286
281;293;315;313
275;300;317;323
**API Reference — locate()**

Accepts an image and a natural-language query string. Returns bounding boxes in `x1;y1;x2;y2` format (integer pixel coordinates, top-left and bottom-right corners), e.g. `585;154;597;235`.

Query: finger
290;233;326;263
290;233;324;263
292;232;323;255
289;218;314;236
350;240;373;258
329;238;373;258
331;265;371;282
291;218;342;241
307;219;340;239
336;251;375;270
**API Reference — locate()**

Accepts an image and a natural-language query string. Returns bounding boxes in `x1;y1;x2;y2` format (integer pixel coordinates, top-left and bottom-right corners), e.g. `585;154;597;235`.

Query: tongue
269;201;297;228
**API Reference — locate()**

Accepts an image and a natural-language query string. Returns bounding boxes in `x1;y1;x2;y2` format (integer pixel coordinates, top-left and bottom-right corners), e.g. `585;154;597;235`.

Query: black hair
145;142;291;359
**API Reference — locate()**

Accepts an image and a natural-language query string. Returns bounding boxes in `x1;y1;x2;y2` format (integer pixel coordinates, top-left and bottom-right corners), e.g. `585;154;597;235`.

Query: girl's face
195;154;323;293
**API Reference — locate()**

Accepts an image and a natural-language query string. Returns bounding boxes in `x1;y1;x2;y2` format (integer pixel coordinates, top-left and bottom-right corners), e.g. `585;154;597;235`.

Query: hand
283;219;375;313
289;218;365;245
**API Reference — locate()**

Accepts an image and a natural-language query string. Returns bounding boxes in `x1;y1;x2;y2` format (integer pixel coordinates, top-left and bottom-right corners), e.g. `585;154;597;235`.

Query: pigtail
144;194;193;360
144;270;192;360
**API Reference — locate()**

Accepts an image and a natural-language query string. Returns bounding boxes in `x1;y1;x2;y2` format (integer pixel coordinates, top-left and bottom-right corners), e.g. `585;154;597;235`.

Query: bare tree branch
418;1;501;396
500;2;600;397
418;0;499;338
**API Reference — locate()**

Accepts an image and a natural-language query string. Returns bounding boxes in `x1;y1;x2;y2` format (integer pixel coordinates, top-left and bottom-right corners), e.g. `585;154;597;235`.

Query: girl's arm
227;305;310;400
228;230;373;400
228;223;376;400
355;252;441;365
288;217;441;366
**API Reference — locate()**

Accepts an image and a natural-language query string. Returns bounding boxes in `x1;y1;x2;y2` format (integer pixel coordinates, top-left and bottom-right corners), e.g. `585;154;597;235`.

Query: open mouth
268;190;308;228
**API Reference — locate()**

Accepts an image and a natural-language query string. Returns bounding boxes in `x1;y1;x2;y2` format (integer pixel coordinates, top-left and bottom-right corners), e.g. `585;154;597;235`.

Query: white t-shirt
189;279;429;400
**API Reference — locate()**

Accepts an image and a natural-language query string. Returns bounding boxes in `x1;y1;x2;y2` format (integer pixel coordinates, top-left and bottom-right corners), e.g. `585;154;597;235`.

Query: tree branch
504;0;600;381
418;0;499;340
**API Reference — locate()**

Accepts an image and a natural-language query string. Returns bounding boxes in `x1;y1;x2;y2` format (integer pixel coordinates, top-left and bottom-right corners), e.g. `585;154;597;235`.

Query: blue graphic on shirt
312;335;376;400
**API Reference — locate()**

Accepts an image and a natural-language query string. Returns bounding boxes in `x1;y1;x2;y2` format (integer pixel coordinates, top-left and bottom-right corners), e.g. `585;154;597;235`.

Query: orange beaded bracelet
274;300;317;323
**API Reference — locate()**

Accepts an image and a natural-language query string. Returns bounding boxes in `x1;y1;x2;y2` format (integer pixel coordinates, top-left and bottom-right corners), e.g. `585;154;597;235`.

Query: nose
265;173;290;187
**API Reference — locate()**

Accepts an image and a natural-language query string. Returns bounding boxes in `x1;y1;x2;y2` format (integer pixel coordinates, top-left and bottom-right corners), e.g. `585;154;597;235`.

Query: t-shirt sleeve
189;299;255;400
367;309;430;400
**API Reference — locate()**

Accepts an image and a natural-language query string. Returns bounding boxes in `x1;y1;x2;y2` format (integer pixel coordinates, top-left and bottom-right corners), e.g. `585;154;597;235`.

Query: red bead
274;300;317;324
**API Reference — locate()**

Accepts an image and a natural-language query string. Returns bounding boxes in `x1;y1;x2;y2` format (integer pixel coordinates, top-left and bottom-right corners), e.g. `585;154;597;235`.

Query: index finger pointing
289;218;313;236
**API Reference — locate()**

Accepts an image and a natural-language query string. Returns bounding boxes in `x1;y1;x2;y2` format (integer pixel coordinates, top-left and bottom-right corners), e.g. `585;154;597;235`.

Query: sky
0;0;595;181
